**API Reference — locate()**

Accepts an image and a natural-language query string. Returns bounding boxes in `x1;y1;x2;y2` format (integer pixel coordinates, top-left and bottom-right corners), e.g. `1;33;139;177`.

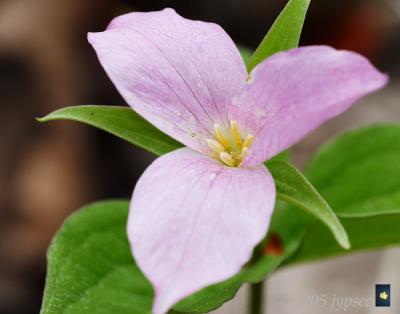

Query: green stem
249;281;264;314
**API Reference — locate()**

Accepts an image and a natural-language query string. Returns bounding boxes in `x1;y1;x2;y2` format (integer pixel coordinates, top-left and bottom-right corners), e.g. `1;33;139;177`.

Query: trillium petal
128;148;275;314
232;46;388;166
88;9;247;153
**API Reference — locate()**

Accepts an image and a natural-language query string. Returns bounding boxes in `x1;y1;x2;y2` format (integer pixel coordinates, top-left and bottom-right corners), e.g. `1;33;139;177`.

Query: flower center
206;120;254;167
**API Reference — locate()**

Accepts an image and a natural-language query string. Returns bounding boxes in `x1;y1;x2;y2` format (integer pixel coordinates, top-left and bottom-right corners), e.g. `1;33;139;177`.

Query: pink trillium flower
88;8;387;314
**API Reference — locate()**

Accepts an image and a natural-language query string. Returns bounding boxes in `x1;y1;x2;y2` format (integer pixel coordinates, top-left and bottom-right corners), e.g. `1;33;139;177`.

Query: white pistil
206;139;225;154
220;152;235;167
241;147;250;158
237;147;250;167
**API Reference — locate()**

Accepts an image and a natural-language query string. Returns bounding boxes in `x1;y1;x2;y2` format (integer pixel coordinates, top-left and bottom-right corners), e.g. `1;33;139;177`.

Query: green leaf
247;0;310;72
41;200;154;314
306;124;400;218
288;214;400;264
286;124;400;263
266;160;350;249
37;105;182;156
41;200;306;314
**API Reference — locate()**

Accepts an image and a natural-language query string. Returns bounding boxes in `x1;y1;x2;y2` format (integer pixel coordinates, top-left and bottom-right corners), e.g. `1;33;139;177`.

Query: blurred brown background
0;0;398;313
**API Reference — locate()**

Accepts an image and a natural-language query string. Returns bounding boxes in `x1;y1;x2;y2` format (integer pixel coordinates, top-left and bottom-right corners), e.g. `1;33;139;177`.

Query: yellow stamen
213;123;229;148
230;120;243;148
220;152;235;167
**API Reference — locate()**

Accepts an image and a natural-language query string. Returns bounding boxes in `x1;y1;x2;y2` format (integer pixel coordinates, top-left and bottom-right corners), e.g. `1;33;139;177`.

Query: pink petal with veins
88;8;247;154
231;46;388;165
128;148;275;313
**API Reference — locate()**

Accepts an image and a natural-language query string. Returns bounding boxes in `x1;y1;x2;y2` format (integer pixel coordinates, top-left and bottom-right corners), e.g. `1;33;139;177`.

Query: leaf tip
36;116;47;123
340;236;351;250
36;111;58;123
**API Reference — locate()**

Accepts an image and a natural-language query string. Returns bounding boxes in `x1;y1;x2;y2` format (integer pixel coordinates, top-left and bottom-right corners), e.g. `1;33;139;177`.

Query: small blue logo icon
375;284;390;307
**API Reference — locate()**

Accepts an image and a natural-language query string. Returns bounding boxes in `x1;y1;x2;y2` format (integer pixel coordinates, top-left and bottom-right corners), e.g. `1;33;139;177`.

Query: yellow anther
220;152;235;167
213;123;229;148
206;139;224;154
229;120;243;148
242;134;254;149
